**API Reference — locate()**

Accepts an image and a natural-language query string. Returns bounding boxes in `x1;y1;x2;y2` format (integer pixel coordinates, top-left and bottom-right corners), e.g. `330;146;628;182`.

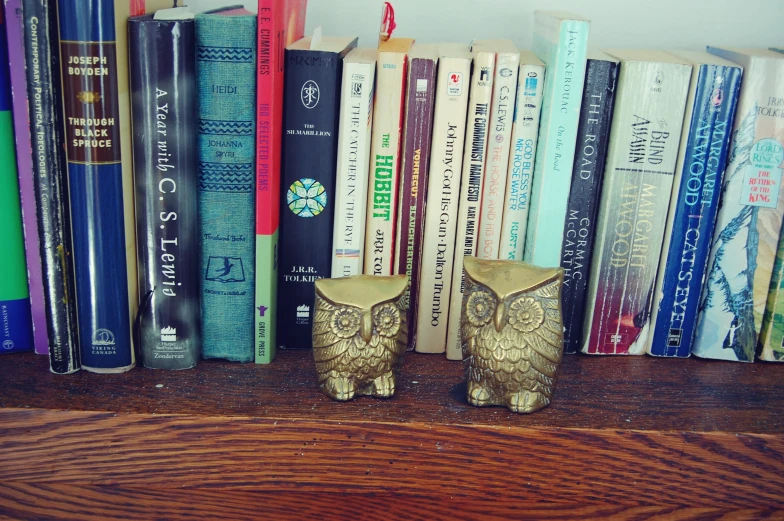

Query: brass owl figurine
461;257;564;414
313;275;408;401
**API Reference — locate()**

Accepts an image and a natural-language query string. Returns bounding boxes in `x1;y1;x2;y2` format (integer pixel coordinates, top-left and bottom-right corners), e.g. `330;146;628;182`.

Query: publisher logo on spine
301;80;320;109
205;256;246;283
296;305;310;324
667;328;683;347
351;74;364;98
161;327;177;343
447;72;463;96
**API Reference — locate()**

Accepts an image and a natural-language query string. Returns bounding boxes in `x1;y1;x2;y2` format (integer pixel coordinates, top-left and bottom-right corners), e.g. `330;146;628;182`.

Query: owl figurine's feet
505;391;550;414
368;371;395;398
467;381;494;407
322;376;356;401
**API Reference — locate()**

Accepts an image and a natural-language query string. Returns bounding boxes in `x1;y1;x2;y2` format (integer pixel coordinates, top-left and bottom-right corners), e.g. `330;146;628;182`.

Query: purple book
4;0;47;354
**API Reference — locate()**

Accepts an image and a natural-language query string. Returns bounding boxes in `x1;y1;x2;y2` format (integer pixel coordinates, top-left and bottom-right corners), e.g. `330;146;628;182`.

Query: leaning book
0;11;33;354
647;51;741;358
693;48;784;362
524;11;590;268
130;8;200;369
22;0;79;372
582;50;691;355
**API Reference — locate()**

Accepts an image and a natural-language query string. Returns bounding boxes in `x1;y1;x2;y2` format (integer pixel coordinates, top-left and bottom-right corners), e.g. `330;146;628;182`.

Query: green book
0;16;33;353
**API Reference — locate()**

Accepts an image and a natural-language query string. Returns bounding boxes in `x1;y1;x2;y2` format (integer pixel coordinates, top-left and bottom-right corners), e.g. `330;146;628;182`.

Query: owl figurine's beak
494;301;505;332
361;310;374;343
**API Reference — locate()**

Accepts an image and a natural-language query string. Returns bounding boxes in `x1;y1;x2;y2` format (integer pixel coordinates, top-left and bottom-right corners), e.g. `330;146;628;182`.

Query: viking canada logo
301;80;320;109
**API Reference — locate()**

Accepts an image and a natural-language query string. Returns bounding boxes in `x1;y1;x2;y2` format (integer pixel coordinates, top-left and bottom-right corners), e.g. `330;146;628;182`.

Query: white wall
305;0;784;51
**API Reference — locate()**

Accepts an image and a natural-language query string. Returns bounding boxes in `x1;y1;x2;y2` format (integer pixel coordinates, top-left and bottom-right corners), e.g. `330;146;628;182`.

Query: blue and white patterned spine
196;11;256;362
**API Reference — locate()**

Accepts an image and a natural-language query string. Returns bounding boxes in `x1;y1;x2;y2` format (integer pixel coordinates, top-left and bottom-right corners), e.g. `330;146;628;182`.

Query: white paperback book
474;40;520;260
364;38;414;276
331;48;377;277
499;51;546;260
445;46;496;360
416;44;472;353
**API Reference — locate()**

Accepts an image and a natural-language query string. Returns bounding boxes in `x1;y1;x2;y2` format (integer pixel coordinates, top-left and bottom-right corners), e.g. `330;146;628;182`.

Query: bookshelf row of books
2;0;783;374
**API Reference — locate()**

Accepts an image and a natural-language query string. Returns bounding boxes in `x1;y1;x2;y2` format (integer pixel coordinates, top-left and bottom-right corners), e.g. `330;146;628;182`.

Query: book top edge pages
345;48;378;63
471;39;518;54
153;7;195;20
519;50;544;65
288;36;358;53
437;42;470;58
708;47;784;59
603;49;691;65
409;43;439;60
586;49;618;62
200;6;252;17
534;10;591;22
379;37;415;53
669;50;741;67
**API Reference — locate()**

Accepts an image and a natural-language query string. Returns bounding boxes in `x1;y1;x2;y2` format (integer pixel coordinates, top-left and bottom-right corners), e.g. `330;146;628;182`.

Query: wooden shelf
1;350;783;519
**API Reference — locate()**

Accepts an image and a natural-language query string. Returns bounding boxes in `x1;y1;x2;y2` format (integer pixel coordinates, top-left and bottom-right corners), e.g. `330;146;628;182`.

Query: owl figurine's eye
373;303;400;337
466;290;495;327
331;307;361;339
508;296;545;333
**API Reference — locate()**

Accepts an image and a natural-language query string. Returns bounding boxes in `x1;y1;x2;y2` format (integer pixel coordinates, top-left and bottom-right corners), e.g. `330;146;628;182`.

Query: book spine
693;52;784;362
395;55;437;348
331;59;375;278
415;56;470;354
196;13;256;362
254;0;307;364
760;230;784;361
5;0;47;354
560;58;618;354
279;45;352;349
22;0;79;371
0;11;32;354
57;0;133;372
499;62;545;260
129;18;199;369
582;60;691;355
445;51;495;360
364;50;407;276
477;52;518;260
525;19;589;267
649;64;741;357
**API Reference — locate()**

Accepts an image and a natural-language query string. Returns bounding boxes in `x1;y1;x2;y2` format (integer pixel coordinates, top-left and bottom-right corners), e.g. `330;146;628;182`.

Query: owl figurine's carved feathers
461;256;564;414
313;275;408;401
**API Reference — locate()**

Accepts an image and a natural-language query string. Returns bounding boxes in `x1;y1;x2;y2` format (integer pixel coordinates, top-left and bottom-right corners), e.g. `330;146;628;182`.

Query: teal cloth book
524;11;590;268
196;8;256;362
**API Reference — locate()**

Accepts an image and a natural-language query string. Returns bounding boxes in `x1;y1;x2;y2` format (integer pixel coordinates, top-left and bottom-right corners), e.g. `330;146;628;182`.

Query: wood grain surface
0;351;783;519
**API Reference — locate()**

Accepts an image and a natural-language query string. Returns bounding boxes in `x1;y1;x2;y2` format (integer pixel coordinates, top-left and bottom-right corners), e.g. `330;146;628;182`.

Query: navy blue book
560;52;619;354
277;35;356;349
196;7;256;362
648;51;742;357
57;0;133;372
130;10;200;369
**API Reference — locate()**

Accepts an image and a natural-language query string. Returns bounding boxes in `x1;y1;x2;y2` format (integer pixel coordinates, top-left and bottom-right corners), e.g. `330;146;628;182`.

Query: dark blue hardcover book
560;53;619;354
130;11;199;369
57;0;133;372
277;35;356;349
648;52;742;357
196;8;256;362
23;0;80;372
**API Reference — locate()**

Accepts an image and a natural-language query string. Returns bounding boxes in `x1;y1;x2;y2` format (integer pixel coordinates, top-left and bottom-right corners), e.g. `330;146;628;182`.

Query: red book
255;0;307;363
